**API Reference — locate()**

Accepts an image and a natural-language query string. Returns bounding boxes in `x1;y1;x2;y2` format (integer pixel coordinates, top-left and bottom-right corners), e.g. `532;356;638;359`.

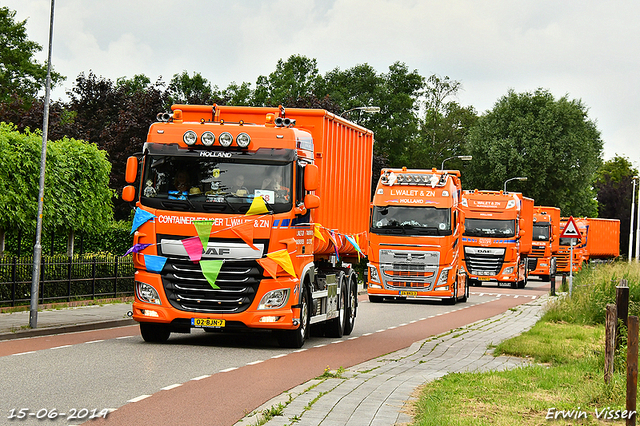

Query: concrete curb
0;318;137;341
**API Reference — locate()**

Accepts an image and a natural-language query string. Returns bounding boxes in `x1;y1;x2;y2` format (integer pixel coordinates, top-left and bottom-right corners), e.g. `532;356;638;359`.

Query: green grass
412;261;636;425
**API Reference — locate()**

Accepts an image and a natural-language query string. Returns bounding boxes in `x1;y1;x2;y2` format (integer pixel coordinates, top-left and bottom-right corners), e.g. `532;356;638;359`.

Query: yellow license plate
399;290;418;296
478;277;491;281
192;318;225;328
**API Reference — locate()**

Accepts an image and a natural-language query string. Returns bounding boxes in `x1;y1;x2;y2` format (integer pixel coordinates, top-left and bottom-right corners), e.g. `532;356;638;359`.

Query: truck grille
530;245;546;258
160;258;262;313
379;250;439;291
464;251;505;276
556;252;570;270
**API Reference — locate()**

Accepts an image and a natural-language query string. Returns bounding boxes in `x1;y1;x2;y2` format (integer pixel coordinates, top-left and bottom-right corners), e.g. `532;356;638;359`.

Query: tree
253;55;322;107
0;123;113;256
0;6;63;104
409;75;477;170
595;154;639;258
465;89;603;216
167;71;219;106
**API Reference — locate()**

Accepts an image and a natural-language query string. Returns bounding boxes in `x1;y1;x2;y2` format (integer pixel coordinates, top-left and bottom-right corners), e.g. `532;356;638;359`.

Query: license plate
478;277;491;281
399;290;418;296
191;318;225;328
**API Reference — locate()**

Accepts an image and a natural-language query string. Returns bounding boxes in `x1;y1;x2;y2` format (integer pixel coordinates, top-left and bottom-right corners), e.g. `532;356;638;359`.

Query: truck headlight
201;131;215;146
258;289;290;310
503;266;514;275
136;281;161;305
183;130;197;146
219;132;233;147
437;267;451;286
368;265;380;283
236;132;251;148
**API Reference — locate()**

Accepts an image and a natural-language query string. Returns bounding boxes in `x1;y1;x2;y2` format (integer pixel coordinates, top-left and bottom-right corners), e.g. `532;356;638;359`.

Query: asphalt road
0;279;549;426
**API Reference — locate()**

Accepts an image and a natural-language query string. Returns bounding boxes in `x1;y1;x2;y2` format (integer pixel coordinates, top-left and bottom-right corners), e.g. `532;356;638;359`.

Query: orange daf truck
122;104;374;348
557;217;620;273
366;168;468;303
460;190;534;288
528;206;561;282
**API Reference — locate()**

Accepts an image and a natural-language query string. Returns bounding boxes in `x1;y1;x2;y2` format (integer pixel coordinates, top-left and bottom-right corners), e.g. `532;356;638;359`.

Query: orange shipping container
585;218;620;258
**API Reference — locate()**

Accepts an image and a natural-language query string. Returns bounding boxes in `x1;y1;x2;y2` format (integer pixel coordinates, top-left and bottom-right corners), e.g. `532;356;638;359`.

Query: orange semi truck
557;217;620;273
122;105;374;348
528;206;561;282
366;168;468;303
460;190;534;288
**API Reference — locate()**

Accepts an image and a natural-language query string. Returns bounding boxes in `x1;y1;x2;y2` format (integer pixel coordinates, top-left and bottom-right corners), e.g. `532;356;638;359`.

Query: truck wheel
343;277;357;335
325;280;346;338
277;288;309;348
140;323;171;343
459;276;469;303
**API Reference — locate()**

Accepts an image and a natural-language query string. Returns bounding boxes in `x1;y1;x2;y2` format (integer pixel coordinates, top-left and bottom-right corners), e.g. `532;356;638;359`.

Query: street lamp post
441;155;472;170
503;176;527;193
339;106;381;118
629;177;637;262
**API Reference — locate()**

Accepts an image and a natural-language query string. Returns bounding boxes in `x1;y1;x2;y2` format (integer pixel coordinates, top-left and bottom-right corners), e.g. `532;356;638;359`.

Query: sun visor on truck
143;143;296;164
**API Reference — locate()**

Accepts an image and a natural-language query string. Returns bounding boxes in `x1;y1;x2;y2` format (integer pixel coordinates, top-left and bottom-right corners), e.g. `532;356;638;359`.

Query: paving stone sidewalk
236;295;548;426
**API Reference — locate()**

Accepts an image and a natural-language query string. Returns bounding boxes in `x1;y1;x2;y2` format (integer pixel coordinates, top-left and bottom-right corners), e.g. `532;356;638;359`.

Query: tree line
0;5;637;258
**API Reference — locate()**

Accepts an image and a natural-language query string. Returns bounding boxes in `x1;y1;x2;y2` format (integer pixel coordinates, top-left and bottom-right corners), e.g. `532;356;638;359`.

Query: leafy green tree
595;154;638;258
253;55;322;107
409;75;477;170
0;123;113;256
0;6;63;104
167;71;219;106
465;89;603;216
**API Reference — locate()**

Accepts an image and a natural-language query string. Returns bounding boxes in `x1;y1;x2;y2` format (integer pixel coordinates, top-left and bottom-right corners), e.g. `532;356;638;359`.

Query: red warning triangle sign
560;216;581;238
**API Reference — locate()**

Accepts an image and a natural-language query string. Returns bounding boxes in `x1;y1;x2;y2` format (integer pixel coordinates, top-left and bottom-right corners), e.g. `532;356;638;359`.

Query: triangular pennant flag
355;234;362;261
144;254;167;273
314;224;326;242
182;236;203;262
246;196;269;215
329;231;340;262
345;234;364;256
131;209;156;234
193;220;213;248
123;243;152;257
232;220;259;250
257;257;279;279
267;249;296;277
200;260;224;289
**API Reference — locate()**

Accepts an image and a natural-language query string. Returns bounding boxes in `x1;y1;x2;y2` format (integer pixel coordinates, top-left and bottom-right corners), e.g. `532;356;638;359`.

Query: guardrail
0;254;134;306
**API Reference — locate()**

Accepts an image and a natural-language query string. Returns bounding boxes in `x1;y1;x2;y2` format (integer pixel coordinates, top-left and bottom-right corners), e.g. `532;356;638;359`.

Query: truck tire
277;288;309;348
325;278;346;338
140;322;171;343
459;276;469;303
343;277;357;335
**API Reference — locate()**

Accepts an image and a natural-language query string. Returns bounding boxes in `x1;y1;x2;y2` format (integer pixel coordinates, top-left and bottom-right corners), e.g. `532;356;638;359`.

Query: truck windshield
139;155;293;214
370;206;452;236
560;238;579;246
533;224;550;241
464;218;516;238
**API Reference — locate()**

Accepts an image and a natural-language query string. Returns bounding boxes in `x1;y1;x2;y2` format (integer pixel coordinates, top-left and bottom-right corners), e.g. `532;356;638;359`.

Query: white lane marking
271;354;287;358
220;367;237;373
362;332;372;336
11;351;36;356
128;395;151;403
161;384;182;391
247;360;264;365
116;336;133;339
85;339;104;344
50;345;72;350
192;374;212;380
293;348;308;353
314;344;327;348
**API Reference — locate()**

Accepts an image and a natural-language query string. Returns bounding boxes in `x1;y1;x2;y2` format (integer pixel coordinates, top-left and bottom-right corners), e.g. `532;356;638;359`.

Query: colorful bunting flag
193;220;213;248
355;234;362;261
122;243;152;257
267;249;296;277
257;257;279;279
232;220;259;250
144;255;167;273
182;236;203;262
131;208;156;234
200;260;224;289
345;234;364;256
246;196;269;215
329;231;340;261
313;224;326;242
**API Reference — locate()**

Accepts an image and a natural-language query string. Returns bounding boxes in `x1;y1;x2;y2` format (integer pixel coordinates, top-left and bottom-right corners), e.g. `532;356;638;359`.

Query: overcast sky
5;0;639;167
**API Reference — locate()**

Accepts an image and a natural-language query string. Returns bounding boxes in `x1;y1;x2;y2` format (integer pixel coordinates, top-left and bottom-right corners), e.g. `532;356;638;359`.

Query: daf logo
204;248;231;256
476;249;492;254
406;253;413;261
199;151;233;158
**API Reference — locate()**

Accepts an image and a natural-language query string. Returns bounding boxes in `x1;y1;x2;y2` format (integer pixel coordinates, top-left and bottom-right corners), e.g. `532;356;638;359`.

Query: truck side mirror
519;229;525;237
304;194;320;210
122;185;136;202
125;156;139;183
304;164;319;191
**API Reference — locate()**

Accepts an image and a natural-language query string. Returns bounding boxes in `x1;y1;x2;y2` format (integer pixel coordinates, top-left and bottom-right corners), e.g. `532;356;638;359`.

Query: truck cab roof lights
219;132;233;147
236;132;251;148
201;131;215;146
183;130;197;146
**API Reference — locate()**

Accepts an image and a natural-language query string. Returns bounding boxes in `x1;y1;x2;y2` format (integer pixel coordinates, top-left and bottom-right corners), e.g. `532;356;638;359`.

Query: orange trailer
366;167;468;303
460;190;534;288
557;217;620;273
123;105;373;347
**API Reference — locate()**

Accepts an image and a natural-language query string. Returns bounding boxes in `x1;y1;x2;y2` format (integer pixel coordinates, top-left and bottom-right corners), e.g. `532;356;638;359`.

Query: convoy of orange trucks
556;217;620;273
528;206;561;282
460;190;534;288
366;167;468;303
122;104;373;348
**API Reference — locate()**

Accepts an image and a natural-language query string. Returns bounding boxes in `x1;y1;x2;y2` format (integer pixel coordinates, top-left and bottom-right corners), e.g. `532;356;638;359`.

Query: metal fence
0;254;134;306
